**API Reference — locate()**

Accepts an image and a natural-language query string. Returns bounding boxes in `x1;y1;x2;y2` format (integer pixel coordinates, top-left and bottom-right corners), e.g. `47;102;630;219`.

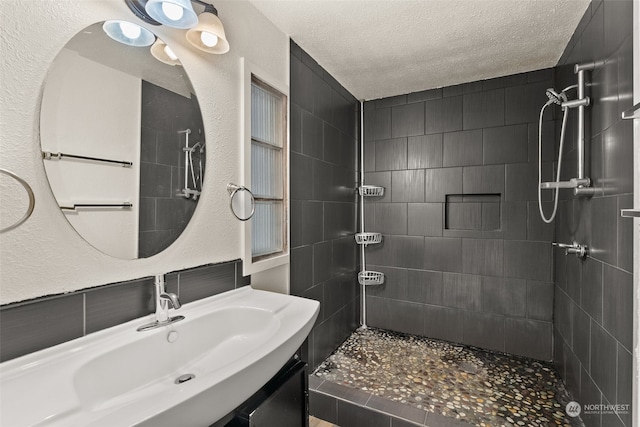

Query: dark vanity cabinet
213;355;309;427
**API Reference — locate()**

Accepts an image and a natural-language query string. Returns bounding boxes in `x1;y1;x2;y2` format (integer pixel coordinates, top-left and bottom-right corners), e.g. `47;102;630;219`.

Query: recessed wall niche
445;194;501;231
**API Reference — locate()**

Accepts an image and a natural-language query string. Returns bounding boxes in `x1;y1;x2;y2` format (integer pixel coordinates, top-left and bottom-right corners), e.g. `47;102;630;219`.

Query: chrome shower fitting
537;61;596;223
545;88;567;106
553;242;588;258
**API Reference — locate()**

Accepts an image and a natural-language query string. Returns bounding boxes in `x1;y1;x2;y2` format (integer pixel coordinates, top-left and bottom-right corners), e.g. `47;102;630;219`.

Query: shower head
545;88;568;106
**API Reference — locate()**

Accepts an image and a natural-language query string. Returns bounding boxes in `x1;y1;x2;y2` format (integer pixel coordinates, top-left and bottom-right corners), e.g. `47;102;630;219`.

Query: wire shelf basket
358;271;385;286
358;185;385;197
355;232;383;246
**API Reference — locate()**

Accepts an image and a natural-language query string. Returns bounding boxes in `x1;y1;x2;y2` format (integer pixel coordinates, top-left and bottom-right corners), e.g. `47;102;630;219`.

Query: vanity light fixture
150;38;181;65
185;3;229;54
145;0;198;29
102;20;156;47
124;0;230;54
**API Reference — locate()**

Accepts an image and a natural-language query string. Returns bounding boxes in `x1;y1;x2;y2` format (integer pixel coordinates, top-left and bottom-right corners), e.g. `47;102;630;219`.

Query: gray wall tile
442;273;481;311
462;239;503;276
408;134;443;169
591;196;618;265
526;281;553;321
462;311;505;352
602;265;633;349
178;262;236;304
425;95;463;134
375;203;408;235
590;320;618;404
0;294;84;362
407;269;444;305
462;165;505;195
504;240;552;281
364;107;391;141
617;194;633;272
85;278;154;333
424;237;462;273
572;305;591;368
391;102;425;138
376;138;407;171
463;89;505;129
505;81;552;125
483;124;528;165
302;109;324;159
391;169;425;202
481;276;526;317
425;167;463;202
617;344;633;425
505;318;552;360
443;130;483;167
423;305;463;343
390;235;425;269
408;203;443;236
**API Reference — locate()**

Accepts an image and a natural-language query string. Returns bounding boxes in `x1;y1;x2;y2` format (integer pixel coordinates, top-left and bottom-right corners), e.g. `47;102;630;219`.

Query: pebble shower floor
313;328;584;427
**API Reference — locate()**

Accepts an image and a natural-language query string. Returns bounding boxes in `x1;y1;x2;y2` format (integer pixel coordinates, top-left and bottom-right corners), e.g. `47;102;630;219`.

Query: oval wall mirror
40;21;206;259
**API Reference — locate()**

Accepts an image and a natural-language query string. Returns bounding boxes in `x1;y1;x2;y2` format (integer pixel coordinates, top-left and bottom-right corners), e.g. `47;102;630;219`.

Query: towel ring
227;183;255;221
0;168;35;233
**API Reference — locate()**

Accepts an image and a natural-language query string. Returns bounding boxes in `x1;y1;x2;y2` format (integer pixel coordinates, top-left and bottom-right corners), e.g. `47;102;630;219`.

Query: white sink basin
0;286;319;427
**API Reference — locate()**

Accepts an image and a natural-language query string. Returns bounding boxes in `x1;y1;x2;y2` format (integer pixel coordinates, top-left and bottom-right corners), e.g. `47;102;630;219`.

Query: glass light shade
150;38;181;66
102;20;155;47
185;11;230;54
145;0;198;29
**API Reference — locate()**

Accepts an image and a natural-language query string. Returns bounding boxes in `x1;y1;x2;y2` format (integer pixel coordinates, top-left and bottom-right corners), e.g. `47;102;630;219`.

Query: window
250;77;286;260
240;58;289;276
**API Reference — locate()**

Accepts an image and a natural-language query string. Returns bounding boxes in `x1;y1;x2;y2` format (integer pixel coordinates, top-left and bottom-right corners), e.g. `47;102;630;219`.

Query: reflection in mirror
40;22;205;259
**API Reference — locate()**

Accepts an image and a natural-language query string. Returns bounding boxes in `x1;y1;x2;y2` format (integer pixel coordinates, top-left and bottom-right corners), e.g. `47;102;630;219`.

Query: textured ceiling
247;0;590;100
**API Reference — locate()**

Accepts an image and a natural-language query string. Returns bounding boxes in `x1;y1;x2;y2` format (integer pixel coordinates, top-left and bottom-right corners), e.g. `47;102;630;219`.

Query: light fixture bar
124;0;161;25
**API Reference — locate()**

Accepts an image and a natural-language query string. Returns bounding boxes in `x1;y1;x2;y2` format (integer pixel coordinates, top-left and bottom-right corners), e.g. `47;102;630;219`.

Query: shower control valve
553;241;588;258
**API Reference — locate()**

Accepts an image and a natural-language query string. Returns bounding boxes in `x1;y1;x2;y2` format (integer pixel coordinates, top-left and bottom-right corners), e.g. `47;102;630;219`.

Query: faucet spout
160;292;181;309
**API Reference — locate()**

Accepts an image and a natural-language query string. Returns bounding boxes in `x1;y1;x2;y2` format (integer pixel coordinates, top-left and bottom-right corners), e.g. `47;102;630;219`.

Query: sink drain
175;373;195;384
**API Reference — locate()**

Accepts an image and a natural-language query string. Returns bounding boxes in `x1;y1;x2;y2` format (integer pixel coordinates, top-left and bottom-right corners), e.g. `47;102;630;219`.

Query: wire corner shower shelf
358;185;385;197
355;232;383;246
358;271;385;286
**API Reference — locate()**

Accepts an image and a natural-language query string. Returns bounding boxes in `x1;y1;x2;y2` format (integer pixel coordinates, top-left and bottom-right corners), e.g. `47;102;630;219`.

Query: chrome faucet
137;274;185;332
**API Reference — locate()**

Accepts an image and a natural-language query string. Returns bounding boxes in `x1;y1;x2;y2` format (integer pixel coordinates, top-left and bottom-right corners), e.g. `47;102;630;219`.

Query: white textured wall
0;0;289;303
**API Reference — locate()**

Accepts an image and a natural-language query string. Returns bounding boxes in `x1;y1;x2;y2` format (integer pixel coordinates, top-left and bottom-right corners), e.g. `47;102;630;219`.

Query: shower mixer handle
540;178;590;190
553;242;588;258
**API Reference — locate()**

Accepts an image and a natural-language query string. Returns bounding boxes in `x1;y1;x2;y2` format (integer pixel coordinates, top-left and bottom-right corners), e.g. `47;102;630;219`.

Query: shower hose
537;102;569;224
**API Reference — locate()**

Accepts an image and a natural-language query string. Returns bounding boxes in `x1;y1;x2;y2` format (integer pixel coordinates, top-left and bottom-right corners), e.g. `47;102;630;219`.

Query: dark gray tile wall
0;260;247;362
290;40;359;370
139;81;204;257
553;1;634;426
364;69;557;361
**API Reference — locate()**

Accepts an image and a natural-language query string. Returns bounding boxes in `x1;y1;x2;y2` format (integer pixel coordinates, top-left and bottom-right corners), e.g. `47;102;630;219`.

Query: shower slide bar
180;129;204;200
60;202;132;210
42;151;133;167
539;61;596;198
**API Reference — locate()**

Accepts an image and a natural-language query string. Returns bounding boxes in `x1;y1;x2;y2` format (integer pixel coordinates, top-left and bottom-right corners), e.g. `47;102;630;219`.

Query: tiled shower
290;1;634;426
